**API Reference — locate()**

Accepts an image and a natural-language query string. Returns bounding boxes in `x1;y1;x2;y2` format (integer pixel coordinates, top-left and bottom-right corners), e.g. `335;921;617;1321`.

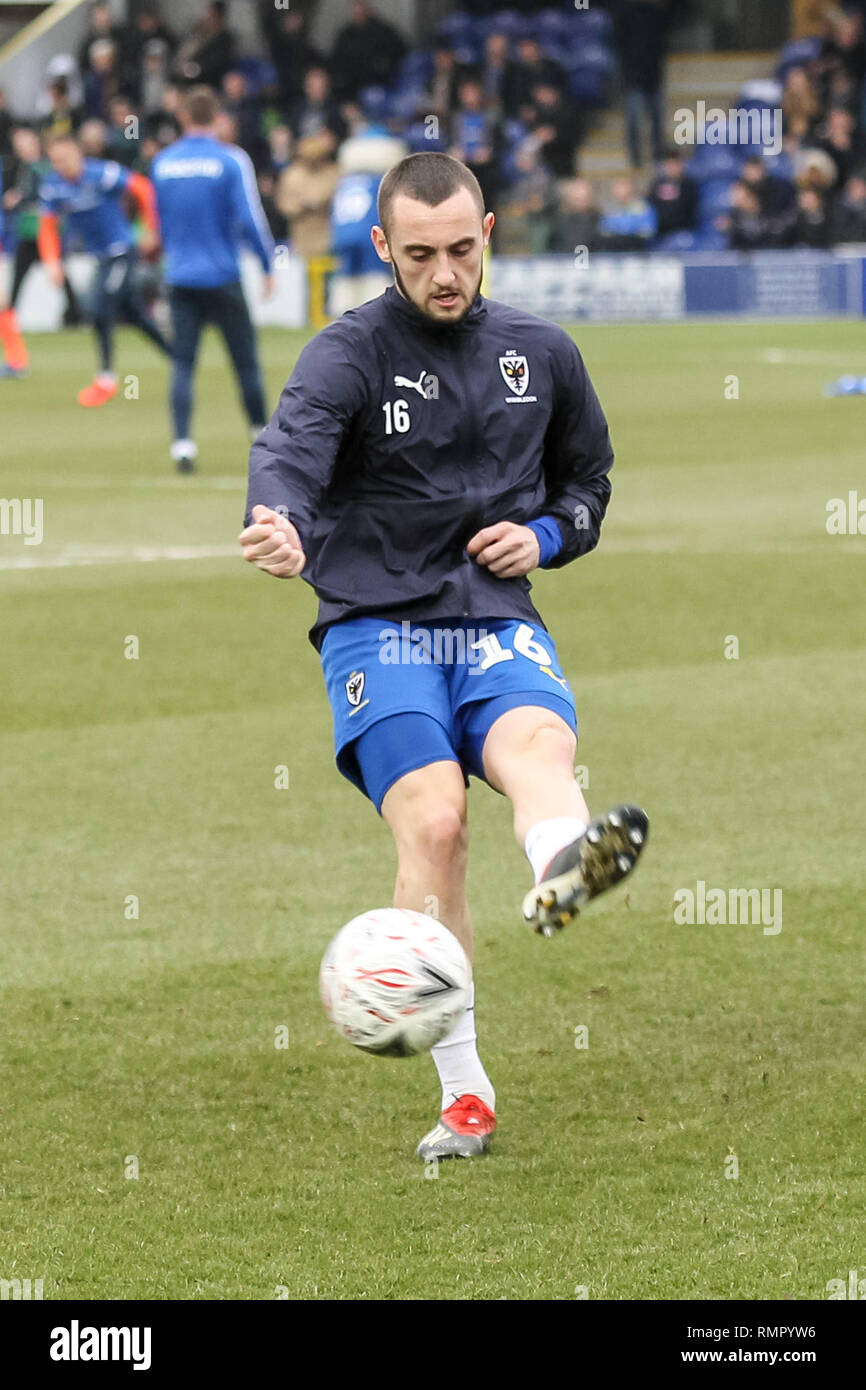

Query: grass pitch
1;318;864;1300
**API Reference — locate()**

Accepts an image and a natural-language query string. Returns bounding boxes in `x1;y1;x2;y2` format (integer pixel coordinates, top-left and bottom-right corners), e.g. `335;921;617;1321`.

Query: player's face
49;141;83;182
373;189;495;324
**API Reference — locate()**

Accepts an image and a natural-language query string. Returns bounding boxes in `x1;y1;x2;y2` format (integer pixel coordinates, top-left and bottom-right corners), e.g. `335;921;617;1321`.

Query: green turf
1;319;864;1300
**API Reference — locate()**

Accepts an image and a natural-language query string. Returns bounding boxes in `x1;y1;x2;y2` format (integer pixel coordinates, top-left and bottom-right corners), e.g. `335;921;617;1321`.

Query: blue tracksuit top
39;158;134;255
246;286;614;649
151;134;273;287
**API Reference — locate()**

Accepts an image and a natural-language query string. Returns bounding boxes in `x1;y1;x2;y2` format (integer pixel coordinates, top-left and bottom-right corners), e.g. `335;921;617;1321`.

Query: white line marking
0;544;238;570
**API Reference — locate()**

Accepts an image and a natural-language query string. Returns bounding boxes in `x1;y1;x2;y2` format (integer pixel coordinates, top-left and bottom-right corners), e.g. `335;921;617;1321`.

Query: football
319;908;471;1057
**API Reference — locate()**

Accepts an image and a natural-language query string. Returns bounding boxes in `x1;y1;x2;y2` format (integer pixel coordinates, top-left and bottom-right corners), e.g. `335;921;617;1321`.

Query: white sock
525;816;588;885
96;372;117;387
170;438;198;461
430;982;495;1114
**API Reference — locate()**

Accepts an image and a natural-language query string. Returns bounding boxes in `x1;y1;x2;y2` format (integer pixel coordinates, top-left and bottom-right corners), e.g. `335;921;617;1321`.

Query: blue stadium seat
480;10;524;39
359;85;393;120
235;57;276;95
776;36;821;81
567;44;614;106
537;9;573;45
686;147;744;182
391;87;425;122
697;179;734;222
438;12;475;45
397;50;433;86
405;120;446;153
570;7;614;43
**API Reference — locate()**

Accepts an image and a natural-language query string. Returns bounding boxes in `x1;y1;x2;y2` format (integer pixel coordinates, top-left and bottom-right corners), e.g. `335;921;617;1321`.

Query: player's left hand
138;228;160;260
466;521;541;578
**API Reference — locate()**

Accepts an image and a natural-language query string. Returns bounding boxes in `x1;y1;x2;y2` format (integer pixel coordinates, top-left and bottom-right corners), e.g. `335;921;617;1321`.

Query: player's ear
370;225;391;263
482;211;495;248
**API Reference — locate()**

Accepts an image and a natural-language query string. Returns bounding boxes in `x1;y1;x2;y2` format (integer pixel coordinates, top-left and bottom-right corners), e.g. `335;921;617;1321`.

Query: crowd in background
1;0;866;271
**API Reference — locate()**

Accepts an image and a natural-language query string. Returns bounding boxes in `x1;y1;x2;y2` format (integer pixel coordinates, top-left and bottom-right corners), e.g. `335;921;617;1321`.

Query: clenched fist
466;521;541;579
238;504;306;578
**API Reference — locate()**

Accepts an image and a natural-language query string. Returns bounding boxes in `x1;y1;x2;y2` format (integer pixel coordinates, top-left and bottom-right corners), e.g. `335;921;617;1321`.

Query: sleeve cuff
526;516;565;568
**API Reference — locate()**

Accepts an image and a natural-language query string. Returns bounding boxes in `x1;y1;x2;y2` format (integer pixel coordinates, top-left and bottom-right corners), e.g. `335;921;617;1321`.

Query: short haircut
377;153;485;235
181;85;219;126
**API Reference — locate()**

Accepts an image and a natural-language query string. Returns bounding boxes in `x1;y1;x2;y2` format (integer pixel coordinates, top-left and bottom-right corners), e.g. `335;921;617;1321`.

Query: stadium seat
567;45;615;107
687;147;744;182
480;10;524;39
405;120;446;153
235;57;277;96
776;37;821;82
397;50;433;86
359;85;393;121
570;6;613;43
697;179;734;223
438;12;475;46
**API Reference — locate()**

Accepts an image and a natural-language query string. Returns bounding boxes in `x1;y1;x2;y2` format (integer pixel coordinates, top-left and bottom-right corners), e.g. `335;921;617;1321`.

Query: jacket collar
383;284;487;337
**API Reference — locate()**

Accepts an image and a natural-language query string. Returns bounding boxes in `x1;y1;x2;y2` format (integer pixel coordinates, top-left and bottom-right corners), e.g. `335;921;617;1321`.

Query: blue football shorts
319;616;577;812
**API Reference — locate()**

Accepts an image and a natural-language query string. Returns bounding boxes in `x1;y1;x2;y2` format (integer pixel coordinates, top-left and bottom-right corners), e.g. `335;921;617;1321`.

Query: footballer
240;153;649;1162
38;134;172;406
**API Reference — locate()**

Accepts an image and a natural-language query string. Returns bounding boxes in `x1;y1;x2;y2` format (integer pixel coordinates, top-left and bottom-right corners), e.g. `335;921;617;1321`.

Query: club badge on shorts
346;670;365;706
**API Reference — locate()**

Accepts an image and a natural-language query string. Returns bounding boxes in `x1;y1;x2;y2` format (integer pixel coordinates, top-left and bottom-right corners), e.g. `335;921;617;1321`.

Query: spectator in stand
599;175;658;250
139;40;173;119
83;40;121;121
289;66;346;147
818;9;866;105
527;80;582;179
503;35;565;123
782;66;821;138
815;106;865;189
256;171;287;242
0;89;13;169
105;95;140;166
793;186;830;245
121;6;176;98
263;8;323;111
276;131;339;263
830;171;866;240
221;71;266;166
483;31;511;115
617;0;673;169
78;3;126;78
648;148;698;235
174;1;236;89
724;181;781;249
143;83;183;146
740;154;797;239
428;44;459;124
40;79;81;142
79;117;108;157
331;0;407;102
549;176;602;253
267;124;293;177
493;137;557;253
448;73;502;211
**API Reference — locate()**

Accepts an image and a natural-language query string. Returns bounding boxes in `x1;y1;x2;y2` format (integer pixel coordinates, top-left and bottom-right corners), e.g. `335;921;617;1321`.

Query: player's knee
399;800;468;869
524;718;576;767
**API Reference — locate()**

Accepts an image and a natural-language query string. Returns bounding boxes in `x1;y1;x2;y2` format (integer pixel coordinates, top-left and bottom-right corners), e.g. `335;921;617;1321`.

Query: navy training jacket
245;285;614;650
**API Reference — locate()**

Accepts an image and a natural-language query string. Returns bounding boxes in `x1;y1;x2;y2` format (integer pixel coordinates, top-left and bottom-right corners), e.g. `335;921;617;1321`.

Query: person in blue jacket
239;153;649;1163
152;85;273;472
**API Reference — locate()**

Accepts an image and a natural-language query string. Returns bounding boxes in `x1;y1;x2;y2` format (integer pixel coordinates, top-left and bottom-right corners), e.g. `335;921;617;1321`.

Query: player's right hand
46;261;65;289
238;504;306;578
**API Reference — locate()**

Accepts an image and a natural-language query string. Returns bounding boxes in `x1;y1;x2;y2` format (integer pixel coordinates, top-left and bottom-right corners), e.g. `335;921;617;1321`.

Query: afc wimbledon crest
346;670;365;706
499;352;529;396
